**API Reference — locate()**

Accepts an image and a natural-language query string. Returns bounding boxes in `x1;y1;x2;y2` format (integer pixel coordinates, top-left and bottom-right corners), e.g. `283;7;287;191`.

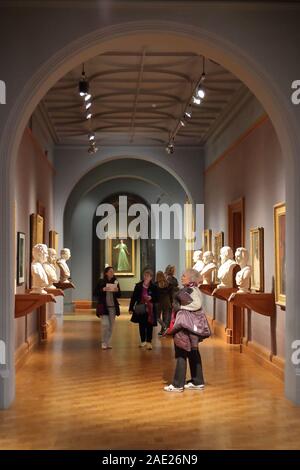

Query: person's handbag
130;302;147;323
96;303;105;318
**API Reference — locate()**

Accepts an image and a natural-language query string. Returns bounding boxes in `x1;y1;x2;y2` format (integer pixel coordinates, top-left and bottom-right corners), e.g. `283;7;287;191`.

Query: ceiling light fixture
85;101;92;110
165;143;174;155
184;105;192;119
86;112;92;120
89;133;95;141
78;64;89;97
192;95;201;105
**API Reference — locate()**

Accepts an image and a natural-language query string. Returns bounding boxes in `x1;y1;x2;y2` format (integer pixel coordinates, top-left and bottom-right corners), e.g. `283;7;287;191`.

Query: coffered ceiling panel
42;46;244;147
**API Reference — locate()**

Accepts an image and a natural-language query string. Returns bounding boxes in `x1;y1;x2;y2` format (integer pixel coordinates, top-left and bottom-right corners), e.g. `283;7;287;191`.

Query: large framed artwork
30;214;44;287
274;203;286;306
17;232;26;286
203;229;212;252
250;227;264;292
30;213;44;247
49;230;59;252
214;231;224;268
107;238;136;276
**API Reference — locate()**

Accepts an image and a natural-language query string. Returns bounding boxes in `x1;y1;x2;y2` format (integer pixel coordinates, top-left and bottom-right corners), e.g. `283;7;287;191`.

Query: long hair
156;270;168;288
165;264;175;277
103;266;115;282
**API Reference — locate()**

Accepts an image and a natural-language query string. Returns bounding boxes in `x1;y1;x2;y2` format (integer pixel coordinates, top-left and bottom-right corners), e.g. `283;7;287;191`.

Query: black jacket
129;281;159;311
94;276;121;315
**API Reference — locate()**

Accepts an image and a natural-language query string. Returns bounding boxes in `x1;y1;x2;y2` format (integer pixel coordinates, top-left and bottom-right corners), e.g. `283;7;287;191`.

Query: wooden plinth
199;284;218;296
53;281;75;290
228;292;276;317
45;288;64;297
15;293;56;318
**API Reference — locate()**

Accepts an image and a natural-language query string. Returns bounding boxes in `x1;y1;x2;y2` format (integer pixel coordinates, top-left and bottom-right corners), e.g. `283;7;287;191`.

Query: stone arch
1;21;299;408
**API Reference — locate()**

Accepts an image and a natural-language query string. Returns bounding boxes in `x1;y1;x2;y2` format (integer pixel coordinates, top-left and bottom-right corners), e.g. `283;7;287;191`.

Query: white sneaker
139;342;147;348
184;382;205;390
164;384;184;393
146;342;152;350
101;343;108;350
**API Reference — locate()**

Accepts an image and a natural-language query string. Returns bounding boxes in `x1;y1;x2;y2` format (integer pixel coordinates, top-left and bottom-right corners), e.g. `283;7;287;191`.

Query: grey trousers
101;308;116;345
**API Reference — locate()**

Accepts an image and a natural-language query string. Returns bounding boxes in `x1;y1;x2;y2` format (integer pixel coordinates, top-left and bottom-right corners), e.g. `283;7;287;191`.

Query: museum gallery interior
1;0;300;451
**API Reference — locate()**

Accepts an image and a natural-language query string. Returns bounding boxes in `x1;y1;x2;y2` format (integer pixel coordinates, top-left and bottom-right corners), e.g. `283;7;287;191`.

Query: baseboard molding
207;314;228;342
74;300;95;310
74;298;131;310
206;313;285;380
241;339;285;381
15;315;57;371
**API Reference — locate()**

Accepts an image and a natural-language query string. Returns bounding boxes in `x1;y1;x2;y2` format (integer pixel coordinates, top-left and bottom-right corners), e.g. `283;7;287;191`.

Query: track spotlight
78;64;89;97
86;112;92;119
184;105;192;119
180;119;185;127
89;133;95;141
192;95;201;105
197;86;205;99
165;143;174;155
84;93;92;101
85;101;92;110
88;142;98;155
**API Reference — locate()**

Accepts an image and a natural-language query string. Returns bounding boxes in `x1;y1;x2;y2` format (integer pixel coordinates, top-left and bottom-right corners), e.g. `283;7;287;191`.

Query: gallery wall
14;128;54;350
203;115;285;358
68;177;184;301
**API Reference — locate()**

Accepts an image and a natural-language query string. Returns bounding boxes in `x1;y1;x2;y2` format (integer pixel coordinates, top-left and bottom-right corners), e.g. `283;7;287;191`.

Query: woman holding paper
94;266;121;349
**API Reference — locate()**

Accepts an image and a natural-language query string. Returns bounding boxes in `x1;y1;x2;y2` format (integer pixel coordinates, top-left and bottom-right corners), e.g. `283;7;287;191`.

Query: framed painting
214;231;224;268
250;227;264;292
49;230;59;252
17;232;26;286
107;238;136;276
274;203;286;306
202;229;212;252
30;213;44;247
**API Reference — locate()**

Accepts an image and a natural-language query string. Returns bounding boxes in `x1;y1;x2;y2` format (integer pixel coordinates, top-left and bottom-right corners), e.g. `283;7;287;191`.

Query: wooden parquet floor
1;303;300;450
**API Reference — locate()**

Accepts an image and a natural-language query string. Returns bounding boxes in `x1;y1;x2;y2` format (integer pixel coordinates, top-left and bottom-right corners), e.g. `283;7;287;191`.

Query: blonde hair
156;270;168;288
165;264;175;276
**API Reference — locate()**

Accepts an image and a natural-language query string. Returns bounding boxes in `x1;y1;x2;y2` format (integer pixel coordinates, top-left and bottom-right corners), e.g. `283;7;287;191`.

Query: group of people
94;264;210;393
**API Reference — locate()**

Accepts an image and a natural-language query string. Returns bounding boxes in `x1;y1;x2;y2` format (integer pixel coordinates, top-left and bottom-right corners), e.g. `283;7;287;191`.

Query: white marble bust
30;244;49;294
235;247;251;293
200;251;216;285
193;249;205;273
217;246;238;288
43;248;58;289
57;248;71;283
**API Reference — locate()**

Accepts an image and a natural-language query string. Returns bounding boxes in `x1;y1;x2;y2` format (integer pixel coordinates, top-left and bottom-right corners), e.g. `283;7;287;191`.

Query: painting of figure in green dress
108;238;135;276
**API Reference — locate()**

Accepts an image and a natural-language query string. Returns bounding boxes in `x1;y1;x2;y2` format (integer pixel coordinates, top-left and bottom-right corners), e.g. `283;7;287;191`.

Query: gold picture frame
30;214;44;247
107;238;136;276
274;203;286;306
250;227;264;292
30;213;44;288
203;229;212;252
49;230;59;252
214;231;224;268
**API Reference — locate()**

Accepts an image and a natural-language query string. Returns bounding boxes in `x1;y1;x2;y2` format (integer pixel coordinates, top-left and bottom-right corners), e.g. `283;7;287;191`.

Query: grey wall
64;158;193;302
204;116;285;357
54;146;204;249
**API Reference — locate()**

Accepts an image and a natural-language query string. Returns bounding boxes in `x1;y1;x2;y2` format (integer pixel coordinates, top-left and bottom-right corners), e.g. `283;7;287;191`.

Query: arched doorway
1;22;299;408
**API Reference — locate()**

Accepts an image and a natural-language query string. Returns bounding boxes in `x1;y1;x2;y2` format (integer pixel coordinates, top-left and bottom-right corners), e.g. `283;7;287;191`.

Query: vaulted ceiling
42;44;244;147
